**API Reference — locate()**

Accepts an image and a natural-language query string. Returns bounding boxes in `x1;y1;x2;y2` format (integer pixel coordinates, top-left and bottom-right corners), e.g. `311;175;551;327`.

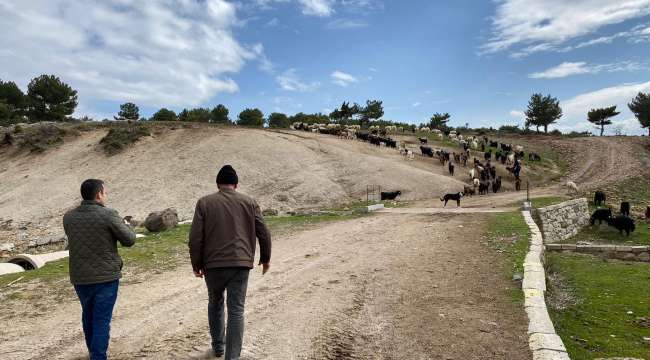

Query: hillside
0;125;465;244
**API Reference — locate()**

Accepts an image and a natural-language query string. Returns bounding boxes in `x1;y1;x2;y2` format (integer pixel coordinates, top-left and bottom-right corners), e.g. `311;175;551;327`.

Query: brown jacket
188;188;271;270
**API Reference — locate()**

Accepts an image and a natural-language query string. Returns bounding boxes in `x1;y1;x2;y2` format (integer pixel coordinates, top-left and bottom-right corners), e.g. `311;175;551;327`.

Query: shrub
18;123;79;153
99;124;151;155
498;125;522;134
237;108;264;127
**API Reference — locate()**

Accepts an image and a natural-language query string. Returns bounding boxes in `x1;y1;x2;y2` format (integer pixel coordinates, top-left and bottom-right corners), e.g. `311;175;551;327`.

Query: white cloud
368;67;379;72
529;61;644;79
510;110;525;118
330;70;358;86
412;102;421;107
298;0;335;16
266;17;280;26
0;0;268;109
276;68;321;91
327;18;368;29
554;81;650;135
481;0;650;56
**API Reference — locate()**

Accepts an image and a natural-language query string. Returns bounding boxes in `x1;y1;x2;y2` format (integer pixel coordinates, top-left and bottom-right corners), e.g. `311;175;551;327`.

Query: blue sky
1;0;650;134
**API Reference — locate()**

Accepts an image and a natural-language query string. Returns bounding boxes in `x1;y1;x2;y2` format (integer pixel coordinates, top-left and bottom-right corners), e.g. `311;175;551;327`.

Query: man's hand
193;269;204;278
259;262;270;275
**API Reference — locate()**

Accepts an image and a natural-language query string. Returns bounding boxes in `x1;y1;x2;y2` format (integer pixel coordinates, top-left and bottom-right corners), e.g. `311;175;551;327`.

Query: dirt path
553;136;649;190
0;212;530;360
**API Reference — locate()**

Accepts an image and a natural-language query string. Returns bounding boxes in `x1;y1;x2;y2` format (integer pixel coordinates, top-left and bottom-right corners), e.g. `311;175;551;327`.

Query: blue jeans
74;280;119;360
205;268;250;360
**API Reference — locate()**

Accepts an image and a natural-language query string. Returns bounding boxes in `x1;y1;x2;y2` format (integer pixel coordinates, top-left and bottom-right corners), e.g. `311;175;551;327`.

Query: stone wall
536;198;589;244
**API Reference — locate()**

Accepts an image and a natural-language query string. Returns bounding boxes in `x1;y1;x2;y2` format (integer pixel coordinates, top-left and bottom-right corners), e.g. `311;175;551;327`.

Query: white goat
566;181;579;193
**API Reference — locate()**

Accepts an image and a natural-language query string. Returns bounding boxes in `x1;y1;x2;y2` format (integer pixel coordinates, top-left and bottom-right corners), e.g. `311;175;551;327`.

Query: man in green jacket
63;179;136;360
189;165;272;360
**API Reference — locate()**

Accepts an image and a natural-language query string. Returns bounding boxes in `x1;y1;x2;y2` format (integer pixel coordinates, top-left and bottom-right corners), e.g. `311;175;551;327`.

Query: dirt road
0;211;531;360
552;136;649;189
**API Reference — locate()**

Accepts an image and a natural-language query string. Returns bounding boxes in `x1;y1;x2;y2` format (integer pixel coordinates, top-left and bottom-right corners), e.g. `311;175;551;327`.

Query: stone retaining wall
536;198;589;244
546;244;650;262
522;211;570;359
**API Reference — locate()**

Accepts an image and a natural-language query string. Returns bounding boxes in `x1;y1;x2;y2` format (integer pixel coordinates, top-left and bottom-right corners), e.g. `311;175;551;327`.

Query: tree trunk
536;126;539;133
600;124;604;136
544;125;548;133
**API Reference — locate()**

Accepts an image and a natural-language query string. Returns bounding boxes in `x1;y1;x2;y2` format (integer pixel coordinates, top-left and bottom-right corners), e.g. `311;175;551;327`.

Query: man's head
216;165;238;190
80;179;107;205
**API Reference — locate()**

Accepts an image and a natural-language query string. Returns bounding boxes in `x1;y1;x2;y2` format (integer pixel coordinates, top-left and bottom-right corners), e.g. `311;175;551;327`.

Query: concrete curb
522;210;570;360
365;204;385;212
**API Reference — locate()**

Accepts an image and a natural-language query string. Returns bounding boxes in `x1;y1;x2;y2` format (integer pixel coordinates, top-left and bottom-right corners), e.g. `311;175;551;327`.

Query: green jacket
63;200;136;285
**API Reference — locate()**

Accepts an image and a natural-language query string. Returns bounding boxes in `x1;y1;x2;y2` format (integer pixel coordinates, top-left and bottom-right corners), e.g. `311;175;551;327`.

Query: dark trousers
205;267;250;360
73;280;119;360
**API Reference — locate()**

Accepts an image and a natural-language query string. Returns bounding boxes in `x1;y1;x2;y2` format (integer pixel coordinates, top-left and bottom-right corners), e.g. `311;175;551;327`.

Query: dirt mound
551;136;650;189
0;126;465;246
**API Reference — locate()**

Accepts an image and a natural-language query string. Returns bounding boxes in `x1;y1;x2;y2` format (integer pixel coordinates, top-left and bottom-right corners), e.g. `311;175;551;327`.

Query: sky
1;0;650;135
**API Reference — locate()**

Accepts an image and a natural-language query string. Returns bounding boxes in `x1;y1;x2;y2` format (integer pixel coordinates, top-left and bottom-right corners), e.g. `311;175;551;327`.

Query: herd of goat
291;122;535;200
589;190;646;236
290;123;648;235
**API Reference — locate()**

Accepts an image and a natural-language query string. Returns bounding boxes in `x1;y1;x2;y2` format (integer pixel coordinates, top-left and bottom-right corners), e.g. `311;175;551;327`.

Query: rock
0;243;15;252
274;194;289;202
262;208;279;216
513;273;523;281
28;235;67;248
144;208;179;232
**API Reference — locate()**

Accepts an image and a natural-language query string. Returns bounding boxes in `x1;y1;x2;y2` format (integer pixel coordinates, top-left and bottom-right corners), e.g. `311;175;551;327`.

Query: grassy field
546;252;650;359
560;220;650;246
604;176;650;214
530;196;570;208
0;212;365;289
486;211;531;303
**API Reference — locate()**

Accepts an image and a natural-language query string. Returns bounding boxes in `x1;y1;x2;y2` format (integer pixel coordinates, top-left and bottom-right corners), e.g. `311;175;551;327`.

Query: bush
565;131;592;138
99;124;151;155
498;125;522;134
237;108;264;127
18;123;79;153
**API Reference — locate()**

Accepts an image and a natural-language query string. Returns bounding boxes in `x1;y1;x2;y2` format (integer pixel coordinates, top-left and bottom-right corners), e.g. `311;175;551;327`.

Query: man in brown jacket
189;165;271;360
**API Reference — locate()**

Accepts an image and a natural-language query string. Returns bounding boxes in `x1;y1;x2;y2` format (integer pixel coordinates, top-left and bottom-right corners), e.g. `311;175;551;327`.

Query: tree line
2;74;649;135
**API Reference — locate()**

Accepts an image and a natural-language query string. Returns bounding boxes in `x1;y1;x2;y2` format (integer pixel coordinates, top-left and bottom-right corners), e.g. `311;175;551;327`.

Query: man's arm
108;209;136;247
188;200;205;274
253;201;272;266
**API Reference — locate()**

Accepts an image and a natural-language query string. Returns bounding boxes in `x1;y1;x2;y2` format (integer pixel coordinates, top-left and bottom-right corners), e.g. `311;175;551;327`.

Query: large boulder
144;208;179;232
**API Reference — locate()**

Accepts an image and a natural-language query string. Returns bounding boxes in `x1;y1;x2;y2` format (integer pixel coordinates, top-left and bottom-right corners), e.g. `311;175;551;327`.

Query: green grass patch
486;211;530;303
531;196;570;208
16;123;80;153
607;177;650;211
547;252;650;359
99;124;151;155
0;257;70;288
560;220;650;246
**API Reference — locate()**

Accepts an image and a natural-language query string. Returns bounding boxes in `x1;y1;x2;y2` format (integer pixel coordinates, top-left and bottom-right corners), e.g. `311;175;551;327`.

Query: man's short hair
80;179;104;200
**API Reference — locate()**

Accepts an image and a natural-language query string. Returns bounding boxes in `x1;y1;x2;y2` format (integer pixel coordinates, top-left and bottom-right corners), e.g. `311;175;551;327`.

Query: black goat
528;152;541;161
420;146;434;157
594;191;606;206
590;208;612;225
380;191;401;201
620;202;631;216
607;216;636;236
